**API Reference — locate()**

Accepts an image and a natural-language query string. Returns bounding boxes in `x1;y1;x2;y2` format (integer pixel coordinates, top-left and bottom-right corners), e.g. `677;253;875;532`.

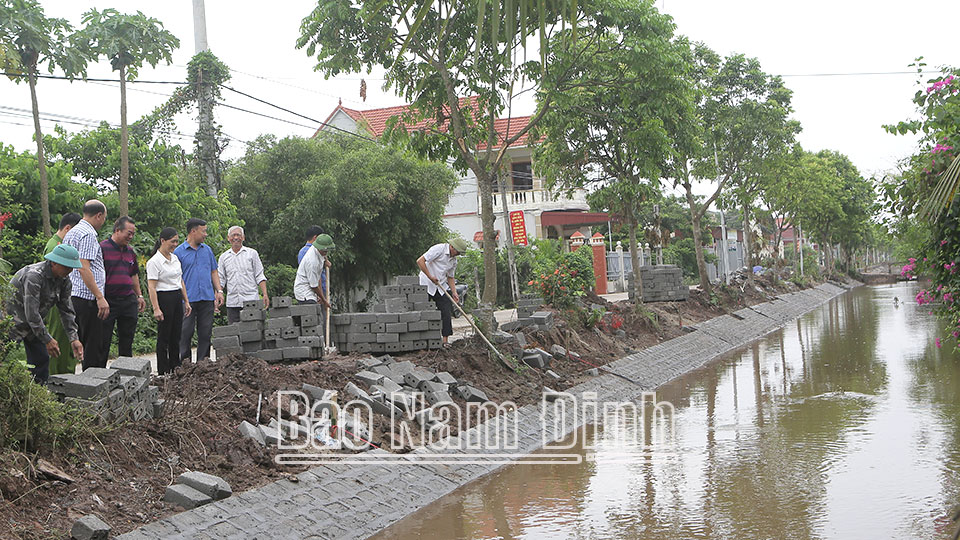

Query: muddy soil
0;274;809;539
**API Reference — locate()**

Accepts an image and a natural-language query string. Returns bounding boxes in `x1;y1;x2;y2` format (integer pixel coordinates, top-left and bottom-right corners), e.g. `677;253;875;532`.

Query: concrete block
298;335;321;347
376;377;402;394
500;321;521;332
176;470;232;501
107;388;124;409
71;514;111;540
240;308;264;321
392;361;415;375
238;320;263;332
427;321;442;331
456;385;489;403
385;322;407;333
331;313;351;325
376;313;400;324
398;311;421;323
241;341;261;354
292;304;320;317
385;390;417;411
412;340;427;350
379;285;401;297
406;293;428;304
302;383;336;402
545;369;562;381
146;385;159;403
357;357;382;370
108;356;151;377
356;370;385;387
263;328;281;340
239;330;262;343
348;323;371;333
414;302;435;311
242;299;261;309
490;330;515;345
212;325;241;338
550;344;568;358
282;346;311;360
426;390;454;405
265;316;294;330
377;333;399;343
164;483;212;509
77;367;120;388
386;342;403;352
258;424;284;445
301;325;321;337
585;368;599;376
63;396;108;415
395;275;420;286
352;313;378;324
407;321;429;332
343;382;370;401
428;339;442;349
282;327;301;339
299;314;319;327
54;375;109;400
272;296;292;308
256;348;284;363
213;335;242;350
433;371;458;387
522;354;545;369
370;322;386;333
151;399;165;418
418;380;448;393
404;368;433;388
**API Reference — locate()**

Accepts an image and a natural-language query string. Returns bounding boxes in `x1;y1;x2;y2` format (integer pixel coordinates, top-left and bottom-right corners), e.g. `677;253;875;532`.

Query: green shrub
265;263;297;299
528;247;594;309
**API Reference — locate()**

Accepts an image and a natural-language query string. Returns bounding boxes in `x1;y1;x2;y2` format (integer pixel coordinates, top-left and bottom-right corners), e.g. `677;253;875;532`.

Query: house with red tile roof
317;99;609;249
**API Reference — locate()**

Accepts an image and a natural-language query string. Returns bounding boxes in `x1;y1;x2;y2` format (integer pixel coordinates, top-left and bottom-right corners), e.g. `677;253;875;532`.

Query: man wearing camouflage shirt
7;244;85;383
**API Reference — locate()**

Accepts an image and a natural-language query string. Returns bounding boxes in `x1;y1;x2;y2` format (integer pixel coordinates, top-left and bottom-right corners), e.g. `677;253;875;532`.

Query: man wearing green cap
417;238;470;347
7;245;85;383
294;233;335;309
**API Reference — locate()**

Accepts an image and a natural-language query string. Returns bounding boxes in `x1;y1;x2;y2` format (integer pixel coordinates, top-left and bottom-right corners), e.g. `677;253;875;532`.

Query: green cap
45;244;82;269
314;234;336;251
450;237;471;254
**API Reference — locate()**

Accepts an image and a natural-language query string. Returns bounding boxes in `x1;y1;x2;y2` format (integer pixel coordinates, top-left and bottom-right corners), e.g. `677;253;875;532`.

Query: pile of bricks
348;355;490;425
501;295;554;332
237;385;341;447
330;276;444;353
627;265;689;302
211;296;325;363
163;470;232;510
47;356;162;422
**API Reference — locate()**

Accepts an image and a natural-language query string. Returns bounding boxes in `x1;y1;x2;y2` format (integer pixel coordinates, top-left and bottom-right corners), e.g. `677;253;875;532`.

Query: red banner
509;210;528;246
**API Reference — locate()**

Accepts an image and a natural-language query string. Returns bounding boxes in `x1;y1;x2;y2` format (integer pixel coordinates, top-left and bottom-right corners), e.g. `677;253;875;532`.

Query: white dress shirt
146;251;183;292
294;246;326;302
218;246;267;308
418;243;457;296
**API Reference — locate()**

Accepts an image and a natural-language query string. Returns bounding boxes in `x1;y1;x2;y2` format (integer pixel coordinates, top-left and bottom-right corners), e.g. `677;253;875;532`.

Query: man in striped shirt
98;216;146;367
62;200;109;370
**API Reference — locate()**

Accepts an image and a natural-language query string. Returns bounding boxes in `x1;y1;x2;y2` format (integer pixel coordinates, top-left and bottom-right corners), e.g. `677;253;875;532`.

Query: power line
778;70;941;78
0;72;186;84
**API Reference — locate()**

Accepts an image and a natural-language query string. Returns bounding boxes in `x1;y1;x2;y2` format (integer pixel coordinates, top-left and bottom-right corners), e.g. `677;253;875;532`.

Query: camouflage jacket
7;261;78;343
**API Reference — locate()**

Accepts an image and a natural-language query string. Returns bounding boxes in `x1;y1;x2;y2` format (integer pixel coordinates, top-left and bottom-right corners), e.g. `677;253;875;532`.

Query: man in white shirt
417;238;470;347
218;226;269;323
294;234;335;308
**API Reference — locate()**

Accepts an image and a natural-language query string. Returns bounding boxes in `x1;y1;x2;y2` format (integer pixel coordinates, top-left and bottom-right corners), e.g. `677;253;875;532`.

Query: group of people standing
8;199;275;381
8;197;470;382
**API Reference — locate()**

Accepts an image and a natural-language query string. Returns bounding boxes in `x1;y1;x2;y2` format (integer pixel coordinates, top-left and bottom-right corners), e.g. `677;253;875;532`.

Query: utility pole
193;0;219;196
713;142;730;285
798;221;804;277
495;170;519;302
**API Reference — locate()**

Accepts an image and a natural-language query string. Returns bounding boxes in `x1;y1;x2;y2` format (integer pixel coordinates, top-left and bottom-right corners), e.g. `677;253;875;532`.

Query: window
511;162;533;191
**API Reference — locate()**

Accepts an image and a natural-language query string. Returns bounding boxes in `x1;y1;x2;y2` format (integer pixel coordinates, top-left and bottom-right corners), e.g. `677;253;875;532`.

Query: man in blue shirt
297;225;328;294
175;218;223;362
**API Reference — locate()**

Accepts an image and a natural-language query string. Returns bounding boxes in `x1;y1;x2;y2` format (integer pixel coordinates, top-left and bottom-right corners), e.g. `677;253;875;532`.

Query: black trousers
73;297;104;370
99;294;138;366
23;334;50;383
430;290;454;337
156;290;183;374
226;306;242;324
180;300;214;362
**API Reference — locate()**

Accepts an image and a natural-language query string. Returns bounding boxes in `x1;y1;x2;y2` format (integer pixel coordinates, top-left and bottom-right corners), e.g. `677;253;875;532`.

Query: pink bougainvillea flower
936;338;942;349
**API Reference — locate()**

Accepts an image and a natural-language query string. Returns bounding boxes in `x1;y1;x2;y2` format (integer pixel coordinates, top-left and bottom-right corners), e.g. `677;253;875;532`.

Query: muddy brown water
371;283;960;540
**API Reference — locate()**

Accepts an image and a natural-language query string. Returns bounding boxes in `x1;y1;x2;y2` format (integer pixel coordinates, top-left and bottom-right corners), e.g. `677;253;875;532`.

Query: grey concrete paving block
257;424;284;446
405;320;428;332
77;367;121;387
176;471;233;501
301;325;321;337
356;370;385;387
272;296;292;308
370;322;386;333
421;310;442;321
240;308;264;321
238;420;265;446
56;375;110;400
281;327;301;339
212;324;241;338
71;514;110;540
376;313;400;324
108;356;151;377
163;483;212;510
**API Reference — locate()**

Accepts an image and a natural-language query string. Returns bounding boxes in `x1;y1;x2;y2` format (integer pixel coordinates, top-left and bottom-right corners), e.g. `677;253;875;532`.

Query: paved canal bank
119;281;859;539
375;281;960;540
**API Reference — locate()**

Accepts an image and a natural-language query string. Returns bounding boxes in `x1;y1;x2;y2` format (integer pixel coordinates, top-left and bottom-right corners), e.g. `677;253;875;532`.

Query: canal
373;283;960;539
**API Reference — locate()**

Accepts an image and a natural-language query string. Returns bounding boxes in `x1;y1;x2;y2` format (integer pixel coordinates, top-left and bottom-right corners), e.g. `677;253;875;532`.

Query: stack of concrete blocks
163;470;232;510
349;355;489;428
627;264;689;302
47;356;162;422
330;276;444;353
501;294;554;332
211;296;325;363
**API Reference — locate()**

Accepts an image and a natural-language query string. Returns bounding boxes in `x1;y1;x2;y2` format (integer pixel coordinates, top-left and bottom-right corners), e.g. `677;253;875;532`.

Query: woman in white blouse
146;227;192;374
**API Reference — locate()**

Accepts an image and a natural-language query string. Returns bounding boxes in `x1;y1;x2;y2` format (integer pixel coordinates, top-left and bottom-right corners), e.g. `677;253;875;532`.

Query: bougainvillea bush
527;246;594;309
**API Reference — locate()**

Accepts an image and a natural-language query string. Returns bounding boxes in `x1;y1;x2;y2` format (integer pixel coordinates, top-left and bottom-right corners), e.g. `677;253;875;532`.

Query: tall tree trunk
28;68;51;238
683;180;711;294
478;168;498;305
742;200;753;284
496;170;519;303
119;64;130;217
628;216;643;304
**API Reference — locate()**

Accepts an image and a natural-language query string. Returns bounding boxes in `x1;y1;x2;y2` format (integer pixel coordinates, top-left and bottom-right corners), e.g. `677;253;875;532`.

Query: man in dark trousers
175;218;223;362
8;244;84;382
62;200;109;369
98;216;146;365
417;238;469;348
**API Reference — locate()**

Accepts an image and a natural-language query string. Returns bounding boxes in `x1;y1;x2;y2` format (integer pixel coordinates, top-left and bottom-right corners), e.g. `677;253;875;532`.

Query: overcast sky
1;0;956;185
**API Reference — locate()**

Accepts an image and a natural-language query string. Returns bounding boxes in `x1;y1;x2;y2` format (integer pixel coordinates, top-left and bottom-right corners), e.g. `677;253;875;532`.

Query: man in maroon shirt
98;216;146;367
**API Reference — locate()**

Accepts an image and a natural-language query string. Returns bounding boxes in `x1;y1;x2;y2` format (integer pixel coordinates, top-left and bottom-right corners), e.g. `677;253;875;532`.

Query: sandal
442;342;452;349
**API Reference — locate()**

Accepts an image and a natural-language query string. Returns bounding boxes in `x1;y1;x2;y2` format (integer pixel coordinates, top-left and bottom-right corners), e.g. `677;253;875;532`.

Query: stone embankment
118;281;857;540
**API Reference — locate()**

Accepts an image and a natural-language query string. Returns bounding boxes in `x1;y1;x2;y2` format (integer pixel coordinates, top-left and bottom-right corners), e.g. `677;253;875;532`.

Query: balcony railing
484;188;590;213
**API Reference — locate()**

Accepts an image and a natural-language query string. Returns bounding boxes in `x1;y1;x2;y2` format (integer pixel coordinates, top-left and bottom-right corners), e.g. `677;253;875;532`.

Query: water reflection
372;283;960;540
